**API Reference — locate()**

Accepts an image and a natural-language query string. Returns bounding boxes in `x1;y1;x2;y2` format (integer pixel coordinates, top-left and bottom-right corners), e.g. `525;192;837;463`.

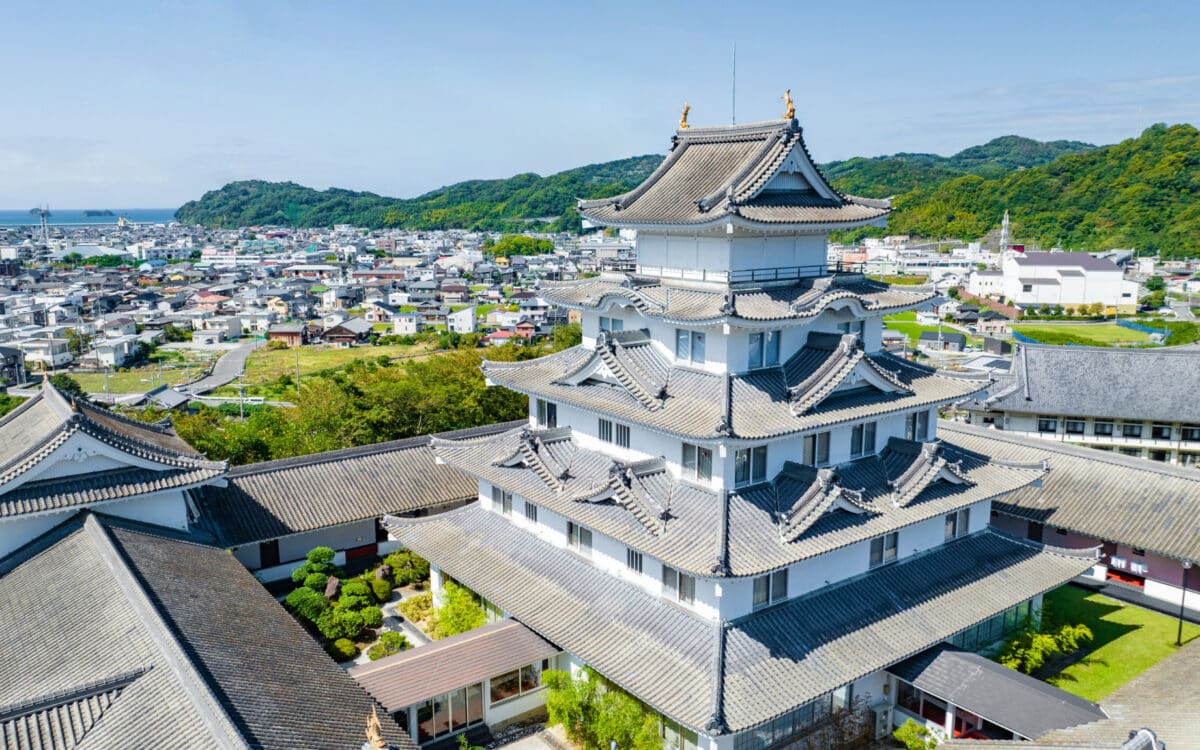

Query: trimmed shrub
385;549;431;587
361;606;384;629
370;577;394;602
893;719;939;749
325;638;358;661
367;631;409;661
338;580;373;611
317;607;365;641
285;586;329;623
290;546;342;584
398;592;433;623
433;581;486;640
303;572;328;592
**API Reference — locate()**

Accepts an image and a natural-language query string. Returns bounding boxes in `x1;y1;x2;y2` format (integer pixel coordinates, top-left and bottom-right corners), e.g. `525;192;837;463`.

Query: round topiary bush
361;606;384;629
303;572;329;592
370;577;393;602
285;586;329;623
325;638;358;661
367;631;409;661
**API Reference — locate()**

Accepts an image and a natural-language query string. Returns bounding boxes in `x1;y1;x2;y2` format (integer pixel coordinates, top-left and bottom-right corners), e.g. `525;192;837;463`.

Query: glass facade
416;683;484;743
731;687;851;750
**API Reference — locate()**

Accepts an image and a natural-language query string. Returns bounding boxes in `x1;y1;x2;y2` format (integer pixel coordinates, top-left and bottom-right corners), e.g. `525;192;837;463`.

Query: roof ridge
228;420;524;477
0;667;148;723
82;514;249;749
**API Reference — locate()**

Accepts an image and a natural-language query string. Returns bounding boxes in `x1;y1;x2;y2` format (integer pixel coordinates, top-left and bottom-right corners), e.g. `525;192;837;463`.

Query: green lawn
1011;323;1150;347
1040;586;1200;701
71;349;222;393
210;342;438;397
868;274;929;286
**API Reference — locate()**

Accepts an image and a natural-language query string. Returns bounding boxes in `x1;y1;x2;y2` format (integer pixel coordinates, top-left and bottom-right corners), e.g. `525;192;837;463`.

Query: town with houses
3;106;1200;750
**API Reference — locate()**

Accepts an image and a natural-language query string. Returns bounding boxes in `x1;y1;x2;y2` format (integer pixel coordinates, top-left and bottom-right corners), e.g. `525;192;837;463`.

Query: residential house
394;313;423;336
267;323;308;347
0;346;27;384
324;316;372;347
1001;251;1139;314
918;330;966;352
447;306;476;334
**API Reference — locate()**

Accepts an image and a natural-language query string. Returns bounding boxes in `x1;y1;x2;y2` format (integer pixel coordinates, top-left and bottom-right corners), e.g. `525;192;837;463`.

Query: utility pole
238;378;245;421
295;344;301;399
1178;561;1193;647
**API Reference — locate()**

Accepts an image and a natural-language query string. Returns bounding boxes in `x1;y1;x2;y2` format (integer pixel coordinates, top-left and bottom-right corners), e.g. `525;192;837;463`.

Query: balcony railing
637;261;868;285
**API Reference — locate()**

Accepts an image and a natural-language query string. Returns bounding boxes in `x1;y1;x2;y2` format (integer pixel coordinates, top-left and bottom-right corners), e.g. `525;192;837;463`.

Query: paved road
180;341;258;394
1171;301;1196;321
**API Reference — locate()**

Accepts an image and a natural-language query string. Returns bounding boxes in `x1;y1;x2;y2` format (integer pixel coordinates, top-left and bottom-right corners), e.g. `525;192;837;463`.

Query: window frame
599;316;624;332
675;329;706;365
1093;420;1114;436
1122;422;1144;438
944;507;970;541
851;421;877;457
567;521;593;555
536;399;557;428
1064;419;1085;435
492;486;513;516
626;547;643;574
598;418;614;444
1151;423;1173;440
734;444;769;486
748;330;781;370
869;531;899;568
523;501;538;524
615;423;631;448
681;442;713;481
1037;415;1058;433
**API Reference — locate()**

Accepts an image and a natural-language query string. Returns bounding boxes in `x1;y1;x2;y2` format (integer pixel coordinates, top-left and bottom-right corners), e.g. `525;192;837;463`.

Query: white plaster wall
728;234;826;272
9;431;177;490
255;549;349;583
1144;578;1200;612
276;519;376;565
0;511;76;559
486;681;550;725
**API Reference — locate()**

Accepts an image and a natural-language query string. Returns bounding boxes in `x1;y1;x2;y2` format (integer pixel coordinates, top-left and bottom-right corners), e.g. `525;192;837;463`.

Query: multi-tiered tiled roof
577;119;890;230
481;331;985;440
538;272;935;324
431;425;1049;577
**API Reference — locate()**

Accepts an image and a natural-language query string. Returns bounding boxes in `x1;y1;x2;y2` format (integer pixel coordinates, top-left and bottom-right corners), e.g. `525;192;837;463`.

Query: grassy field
1041;586;1199;701
70;348;222;393
1011;323;1151;346
868;274;929;286
211;342;438;397
884;312;981;348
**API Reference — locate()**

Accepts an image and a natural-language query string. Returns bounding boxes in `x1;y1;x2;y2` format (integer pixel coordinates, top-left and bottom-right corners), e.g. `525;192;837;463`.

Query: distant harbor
0;208;178;226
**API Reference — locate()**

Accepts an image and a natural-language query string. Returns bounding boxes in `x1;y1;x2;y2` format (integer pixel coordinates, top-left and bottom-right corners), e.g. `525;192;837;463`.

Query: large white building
999;251;1138;313
383;115;1101;748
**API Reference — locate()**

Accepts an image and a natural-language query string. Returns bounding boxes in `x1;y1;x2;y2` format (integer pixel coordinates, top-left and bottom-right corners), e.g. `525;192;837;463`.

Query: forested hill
820;135;1095;196
881;124;1200;257
175;155;663;232
176;126;1200;257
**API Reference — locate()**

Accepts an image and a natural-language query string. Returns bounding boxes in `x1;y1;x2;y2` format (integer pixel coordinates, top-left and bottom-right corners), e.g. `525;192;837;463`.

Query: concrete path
347;589;433;667
180;341;258;394
1170;300;1196;321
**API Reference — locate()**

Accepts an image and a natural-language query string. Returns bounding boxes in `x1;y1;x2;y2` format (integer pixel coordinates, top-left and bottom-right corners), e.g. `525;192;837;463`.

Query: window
944;507;970;540
598;418;613;443
523;501;538;524
1182;425;1200;442
615;423;630;448
489;663;544;705
675;329;706;365
1022;284;1033;293
567;522;593;554
1064;420;1085;435
1094;421;1114;436
599;316;623;332
752;569;789;610
869;532;898;568
734;445;768;485
681;443;713;481
418;684;485;742
1122;422;1143;438
662;566;695;605
1132;547;1146;556
748;330;781;369
1119;447;1142;457
906;411;930;441
536;399;557;428
492;486;513;516
803;431;831;466
259;539;280;569
626;547;643;574
1152;424;1172;440
1037;416;1058;433
851;421;877;457
662;719;699;750
837;320;864;335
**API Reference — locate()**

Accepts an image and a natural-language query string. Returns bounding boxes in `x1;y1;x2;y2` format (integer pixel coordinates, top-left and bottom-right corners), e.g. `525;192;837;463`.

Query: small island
82;209;114;217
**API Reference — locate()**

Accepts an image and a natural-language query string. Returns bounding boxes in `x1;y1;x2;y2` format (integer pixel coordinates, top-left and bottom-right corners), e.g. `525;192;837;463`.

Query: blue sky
3;0;1197;207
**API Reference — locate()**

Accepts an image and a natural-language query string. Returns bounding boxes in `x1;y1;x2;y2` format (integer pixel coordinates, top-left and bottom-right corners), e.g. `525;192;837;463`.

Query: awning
888;643;1106;738
349;619;559;711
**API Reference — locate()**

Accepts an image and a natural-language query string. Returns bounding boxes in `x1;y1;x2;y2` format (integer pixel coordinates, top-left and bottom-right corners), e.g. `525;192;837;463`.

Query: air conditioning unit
872;704;894;740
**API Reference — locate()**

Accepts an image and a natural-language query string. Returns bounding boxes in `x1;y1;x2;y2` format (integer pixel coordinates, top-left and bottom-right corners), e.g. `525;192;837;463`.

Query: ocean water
0;208;178;226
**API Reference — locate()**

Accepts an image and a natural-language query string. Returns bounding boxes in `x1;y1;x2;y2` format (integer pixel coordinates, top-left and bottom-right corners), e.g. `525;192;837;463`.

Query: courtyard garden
1033;585;1199;701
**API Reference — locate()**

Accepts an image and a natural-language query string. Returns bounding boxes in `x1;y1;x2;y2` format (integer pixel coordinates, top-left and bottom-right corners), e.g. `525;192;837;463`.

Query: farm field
1011;323;1151;347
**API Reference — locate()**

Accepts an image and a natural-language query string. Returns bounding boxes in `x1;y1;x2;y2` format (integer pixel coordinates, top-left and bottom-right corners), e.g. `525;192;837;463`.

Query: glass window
524;501;538;524
1065;420;1085;435
676;328;691;360
599;316;623;332
748;330;781;369
568;522;592;554
691;332;705;364
492;486;513;516
944;511;958;540
804;432;830;465
771;568;788;603
1152;424;1172;439
662;565;678;596
1182;426;1200;442
1037;416;1058;433
520;664;541;692
1094;421;1114;436
752;575;770;610
536;399;557;428
598;418;613;443
1123;422;1143;438
906;411;931;441
816;431;830;465
450;687;467;730
851;421;877;457
466;683;483;725
736;445;767;486
417;701;435;743
616;423;630;448
626;547;643;573
869;532;898;568
678;573;695;604
681;443;712;481
490;669;521;704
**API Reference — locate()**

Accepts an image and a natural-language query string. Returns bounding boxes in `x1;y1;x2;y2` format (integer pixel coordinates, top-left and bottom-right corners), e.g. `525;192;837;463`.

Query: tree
996;611;1093;674
316;606;365;641
290;546;342;584
49;374;87;400
384;549;430;587
543;668;661;750
285;586;329;622
64;328;92;357
368;631;409;661
489;234;555;259
1144;275;1166;292
163;324;193;342
894;719;940;749
433;580;486;639
552;323;582;352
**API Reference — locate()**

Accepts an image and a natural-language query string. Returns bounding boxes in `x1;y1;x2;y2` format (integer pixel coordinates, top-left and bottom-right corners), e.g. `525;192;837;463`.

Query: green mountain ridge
177;126;1200;257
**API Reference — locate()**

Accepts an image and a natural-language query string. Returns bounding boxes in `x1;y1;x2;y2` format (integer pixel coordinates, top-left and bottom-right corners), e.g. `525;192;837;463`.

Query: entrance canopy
887;643;1106;739
350;619;559;711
